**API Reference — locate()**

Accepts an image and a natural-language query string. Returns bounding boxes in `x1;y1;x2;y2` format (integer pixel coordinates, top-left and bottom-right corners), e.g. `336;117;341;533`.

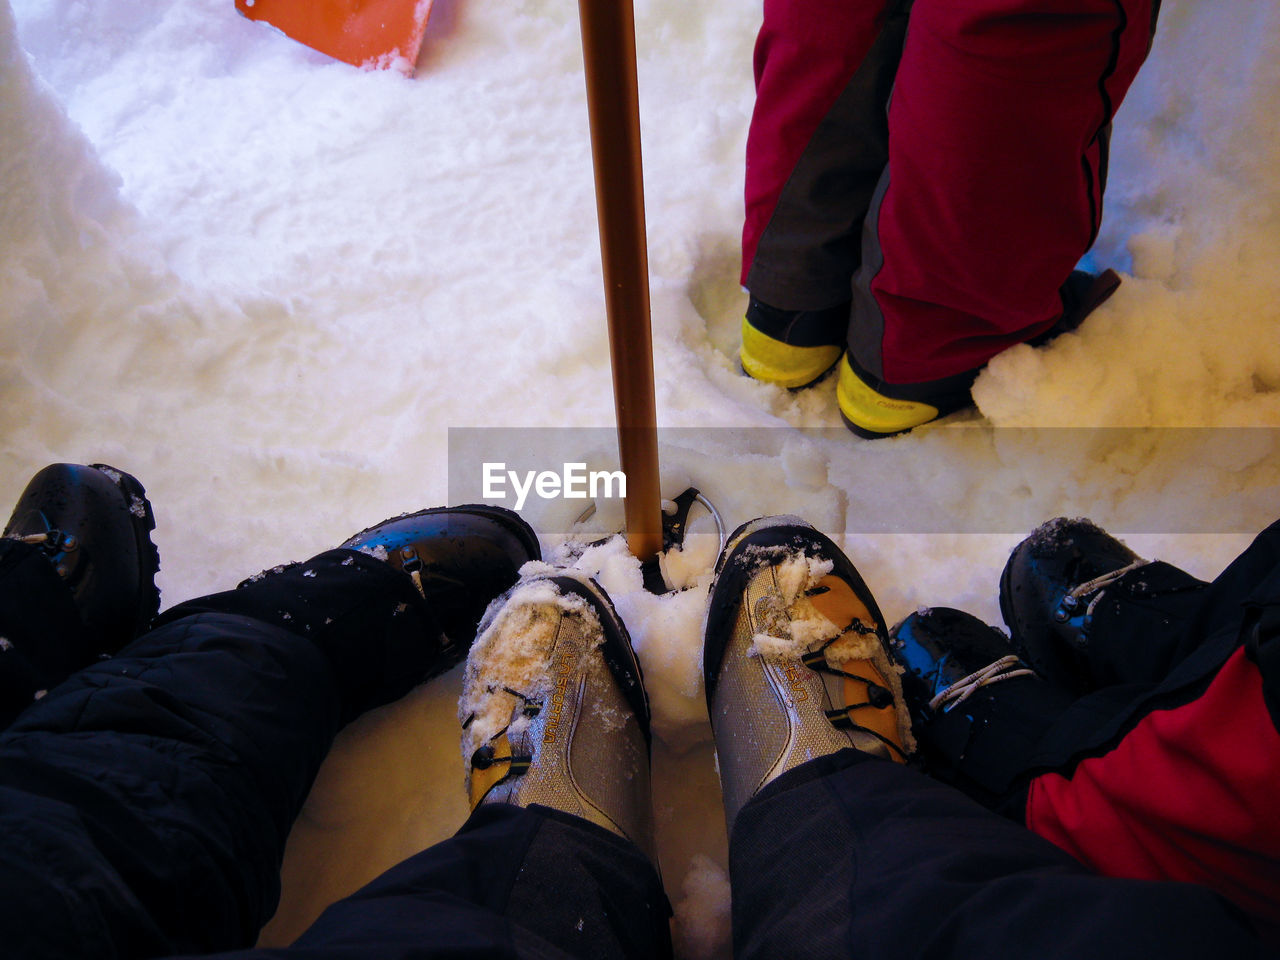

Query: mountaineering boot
1000;516;1213;693
889;607;1075;809
341;504;541;660
2;462;161;657
0;463;160;724
168;503;542;723
838;268;1123;438
460;570;657;863
836;354;978;439
703;516;913;827
740;297;848;389
999;517;1150;694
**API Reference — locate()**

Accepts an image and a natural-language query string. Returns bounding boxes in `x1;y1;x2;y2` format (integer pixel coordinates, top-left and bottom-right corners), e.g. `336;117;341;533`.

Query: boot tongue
807;576;909;761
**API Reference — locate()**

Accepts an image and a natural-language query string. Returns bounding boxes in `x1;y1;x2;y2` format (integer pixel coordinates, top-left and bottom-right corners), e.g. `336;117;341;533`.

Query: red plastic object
235;0;433;73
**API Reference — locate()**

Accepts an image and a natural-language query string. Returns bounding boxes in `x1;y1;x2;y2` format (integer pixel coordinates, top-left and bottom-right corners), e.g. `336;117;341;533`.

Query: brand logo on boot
543;653;576;744
783;663;809;704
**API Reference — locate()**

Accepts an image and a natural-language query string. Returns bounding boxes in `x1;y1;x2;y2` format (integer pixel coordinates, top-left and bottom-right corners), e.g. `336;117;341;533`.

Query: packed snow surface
4;0;1280;956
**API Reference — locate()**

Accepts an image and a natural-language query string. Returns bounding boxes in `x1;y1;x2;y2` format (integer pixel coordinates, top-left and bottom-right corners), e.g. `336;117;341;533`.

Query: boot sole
90;463;162;644
997;545;1021;650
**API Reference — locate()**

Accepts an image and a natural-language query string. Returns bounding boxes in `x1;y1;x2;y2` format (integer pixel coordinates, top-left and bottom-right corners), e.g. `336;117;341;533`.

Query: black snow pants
0;542;1271;960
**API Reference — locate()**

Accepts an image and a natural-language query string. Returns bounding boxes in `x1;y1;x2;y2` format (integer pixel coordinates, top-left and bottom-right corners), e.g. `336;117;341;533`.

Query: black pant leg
167;804;672;960
0;538;94;726
1084;521;1280;690
0;550;429;959
729;751;1272;960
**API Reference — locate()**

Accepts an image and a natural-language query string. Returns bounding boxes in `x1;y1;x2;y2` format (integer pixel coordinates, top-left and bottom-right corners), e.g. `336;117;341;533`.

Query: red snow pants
1028;648;1280;940
742;0;1161;383
1013;521;1280;943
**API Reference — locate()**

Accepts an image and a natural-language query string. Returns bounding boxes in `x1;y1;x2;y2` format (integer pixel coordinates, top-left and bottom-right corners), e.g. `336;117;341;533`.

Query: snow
2;0;1279;956
458;573;598;767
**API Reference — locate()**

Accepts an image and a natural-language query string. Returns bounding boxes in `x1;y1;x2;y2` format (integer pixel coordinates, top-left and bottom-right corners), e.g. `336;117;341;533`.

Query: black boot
889;607;1074;812
1001;518;1171;693
3;462;161;655
0;463;161;725
1001;518;1212;693
339;504;542;660
165;505;542;721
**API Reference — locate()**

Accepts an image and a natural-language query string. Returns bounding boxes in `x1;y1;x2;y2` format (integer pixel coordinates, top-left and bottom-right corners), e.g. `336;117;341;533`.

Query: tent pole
577;0;663;561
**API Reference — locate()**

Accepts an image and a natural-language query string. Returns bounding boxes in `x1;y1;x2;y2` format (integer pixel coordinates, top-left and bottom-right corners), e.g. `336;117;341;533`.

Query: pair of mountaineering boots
462;515;918;843
740;269;1122;438
0;461;545;726
888;517;1177;803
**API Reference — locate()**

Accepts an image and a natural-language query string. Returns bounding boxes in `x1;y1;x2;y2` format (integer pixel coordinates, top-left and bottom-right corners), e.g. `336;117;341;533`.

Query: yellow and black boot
838;268;1122;438
740;297;848;389
836;354;977;439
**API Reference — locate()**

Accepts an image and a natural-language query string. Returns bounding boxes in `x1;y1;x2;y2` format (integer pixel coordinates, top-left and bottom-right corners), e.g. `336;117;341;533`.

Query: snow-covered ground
3;0;1279;955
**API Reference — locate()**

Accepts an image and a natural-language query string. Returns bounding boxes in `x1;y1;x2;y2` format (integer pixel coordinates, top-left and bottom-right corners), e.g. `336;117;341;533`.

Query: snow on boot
889;607;1074;808
999;517;1151;694
460;570;656;864
3;462;160;657
703;516;913;828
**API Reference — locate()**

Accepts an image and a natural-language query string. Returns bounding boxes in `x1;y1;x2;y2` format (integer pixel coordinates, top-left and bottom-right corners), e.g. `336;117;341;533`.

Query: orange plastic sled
235;0;434;73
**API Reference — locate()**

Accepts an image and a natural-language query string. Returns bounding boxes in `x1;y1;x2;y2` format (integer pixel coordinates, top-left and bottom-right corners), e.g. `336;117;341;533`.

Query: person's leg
0;506;538;959
742;0;908;307
194;569;671;960
739;0;910;389
703;516;1272;957
1000;518;1280;936
1026;645;1280;939
197;568;670;960
172;804;664;960
881;517;1280;938
732;751;1272;959
839;0;1157;435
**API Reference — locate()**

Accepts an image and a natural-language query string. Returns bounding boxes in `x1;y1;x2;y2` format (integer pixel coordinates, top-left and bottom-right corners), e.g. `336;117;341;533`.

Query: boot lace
928;655;1036;713
799;596;908;762
1057;558;1149;621
461;685;539;780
